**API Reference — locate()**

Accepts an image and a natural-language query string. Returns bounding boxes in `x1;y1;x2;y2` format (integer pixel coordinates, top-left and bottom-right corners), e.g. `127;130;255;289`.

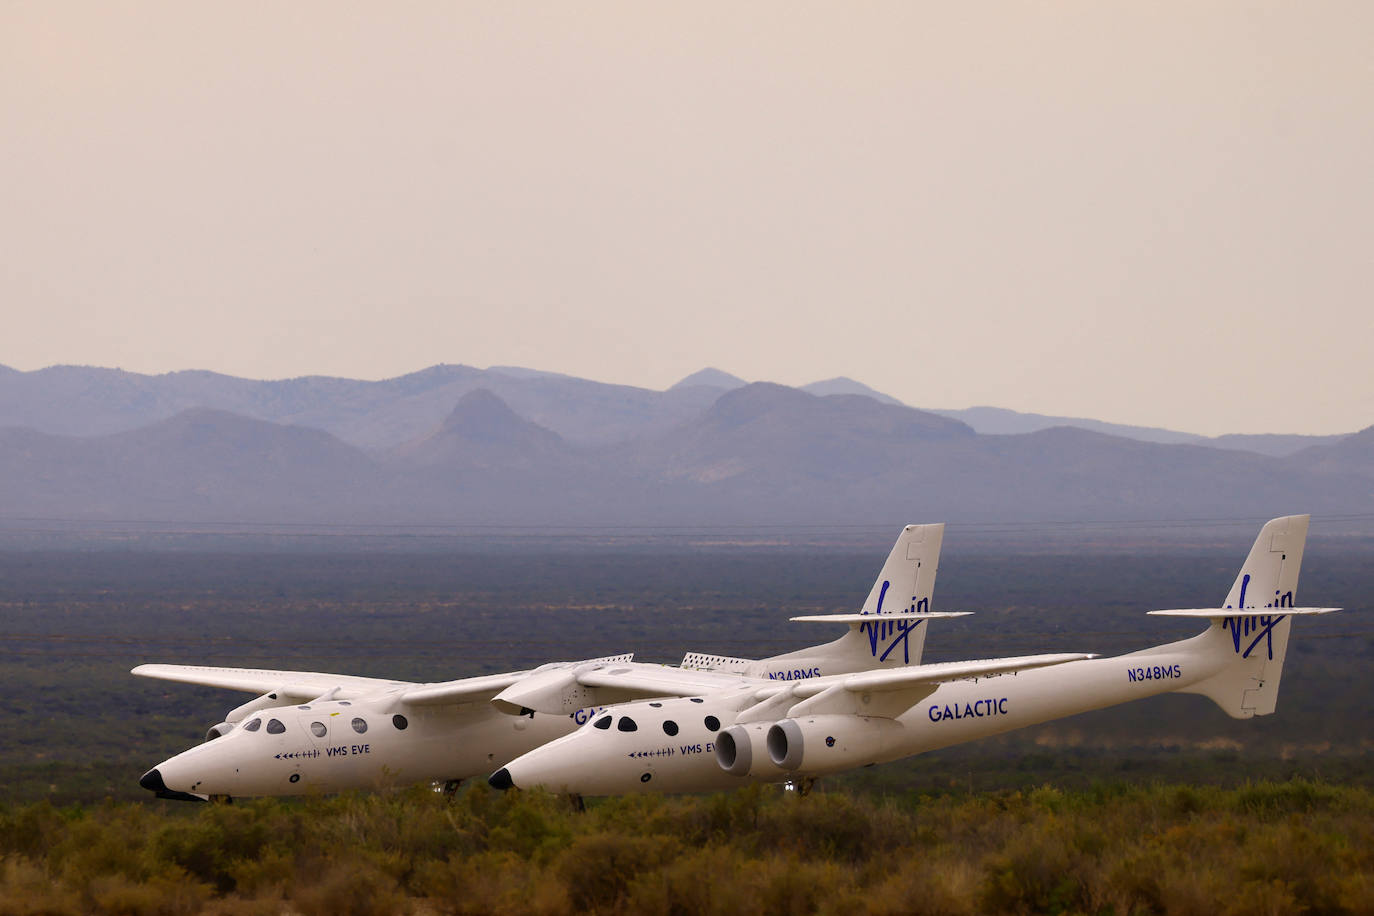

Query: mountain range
0;363;1369;532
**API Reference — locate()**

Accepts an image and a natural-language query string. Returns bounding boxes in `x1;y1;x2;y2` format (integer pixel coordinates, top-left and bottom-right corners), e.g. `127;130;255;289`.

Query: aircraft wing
574;663;760;698
735;652;1097;721
131;664;412;700
400;672;538;706
803;652;1098;696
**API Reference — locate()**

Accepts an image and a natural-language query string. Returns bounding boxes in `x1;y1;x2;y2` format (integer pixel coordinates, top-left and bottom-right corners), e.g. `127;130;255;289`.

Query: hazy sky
3;2;1370;435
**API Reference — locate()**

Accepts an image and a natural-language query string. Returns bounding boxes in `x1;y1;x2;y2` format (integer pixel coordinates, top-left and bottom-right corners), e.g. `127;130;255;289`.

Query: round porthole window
352;718;368;734
392;714;408;730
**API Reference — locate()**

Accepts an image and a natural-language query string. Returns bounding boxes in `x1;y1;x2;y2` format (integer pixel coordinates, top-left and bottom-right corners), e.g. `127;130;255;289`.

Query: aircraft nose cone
488;767;515;791
139;768;166;793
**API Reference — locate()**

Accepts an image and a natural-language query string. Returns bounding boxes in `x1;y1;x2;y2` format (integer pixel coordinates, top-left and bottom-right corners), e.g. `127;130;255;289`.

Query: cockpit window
266;718;286;734
310;722;327;738
351;717;368;734
617;717;638;732
662;720;679;736
593;715;612;730
242;718;262;732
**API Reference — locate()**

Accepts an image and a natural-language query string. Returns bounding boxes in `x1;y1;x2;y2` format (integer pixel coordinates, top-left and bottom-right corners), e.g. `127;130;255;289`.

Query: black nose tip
488;767;514;791
139;768;166;793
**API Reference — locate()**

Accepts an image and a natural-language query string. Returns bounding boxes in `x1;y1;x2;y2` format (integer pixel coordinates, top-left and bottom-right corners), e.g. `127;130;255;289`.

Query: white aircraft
491;515;1337;796
135;523;953;801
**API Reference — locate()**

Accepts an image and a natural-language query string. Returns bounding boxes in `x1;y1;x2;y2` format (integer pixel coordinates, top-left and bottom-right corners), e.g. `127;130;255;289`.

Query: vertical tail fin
1162;515;1331;718
1222;514;1308;613
752;524;946;677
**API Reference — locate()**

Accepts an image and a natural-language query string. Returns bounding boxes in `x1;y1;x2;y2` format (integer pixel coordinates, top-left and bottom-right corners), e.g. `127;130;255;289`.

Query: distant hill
390;389;566;470
928;405;1342;457
0;363;716;450
1;363;1369;532
801;377;904;406
0;380;1370;530
0;408;385;522
669;368;749;391
0;362;1350;458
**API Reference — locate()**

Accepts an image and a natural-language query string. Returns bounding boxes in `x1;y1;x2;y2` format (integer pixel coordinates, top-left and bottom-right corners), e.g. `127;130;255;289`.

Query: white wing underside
132;655;635;708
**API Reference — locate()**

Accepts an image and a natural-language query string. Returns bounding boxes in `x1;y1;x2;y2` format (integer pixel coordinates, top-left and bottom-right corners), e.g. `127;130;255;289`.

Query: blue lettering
1128;664;1184;684
571;706;608;725
859;581;931;664
928;698;1008;723
1223;614;1286;660
767;667;820;681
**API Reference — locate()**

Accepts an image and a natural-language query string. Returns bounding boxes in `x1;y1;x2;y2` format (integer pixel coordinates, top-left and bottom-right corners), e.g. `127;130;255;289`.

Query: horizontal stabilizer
789;612;973;624
1148;608;1340;618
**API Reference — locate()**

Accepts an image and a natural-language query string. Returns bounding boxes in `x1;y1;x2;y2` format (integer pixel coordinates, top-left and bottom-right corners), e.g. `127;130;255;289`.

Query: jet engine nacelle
766;715;904;774
715;722;778;777
204;721;235;742
226;692;285;723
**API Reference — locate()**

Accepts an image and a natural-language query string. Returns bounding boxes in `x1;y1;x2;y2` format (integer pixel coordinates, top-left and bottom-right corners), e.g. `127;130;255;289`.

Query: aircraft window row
662;720;679;736
352;718;368;734
393;714;408;730
243;718;262;732
593;715;612;730
617;717;638;732
310;722;327;738
266;719;286;734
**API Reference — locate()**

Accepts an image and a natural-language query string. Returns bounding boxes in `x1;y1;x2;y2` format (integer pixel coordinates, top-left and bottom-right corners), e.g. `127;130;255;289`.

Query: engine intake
715;725;752;776
204;721;235;742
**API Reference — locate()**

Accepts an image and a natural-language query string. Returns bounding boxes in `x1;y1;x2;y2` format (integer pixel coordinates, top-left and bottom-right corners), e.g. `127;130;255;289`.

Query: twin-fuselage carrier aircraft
137;516;1335;802
136;522;954;800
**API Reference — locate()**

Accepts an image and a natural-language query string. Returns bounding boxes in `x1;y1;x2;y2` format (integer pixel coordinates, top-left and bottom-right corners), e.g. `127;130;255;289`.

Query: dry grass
1;779;1371;915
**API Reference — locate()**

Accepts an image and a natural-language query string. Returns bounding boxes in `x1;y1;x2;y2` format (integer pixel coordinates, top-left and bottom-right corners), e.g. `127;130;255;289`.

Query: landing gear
441;779;463;798
784;777;816;797
209;794;234;805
